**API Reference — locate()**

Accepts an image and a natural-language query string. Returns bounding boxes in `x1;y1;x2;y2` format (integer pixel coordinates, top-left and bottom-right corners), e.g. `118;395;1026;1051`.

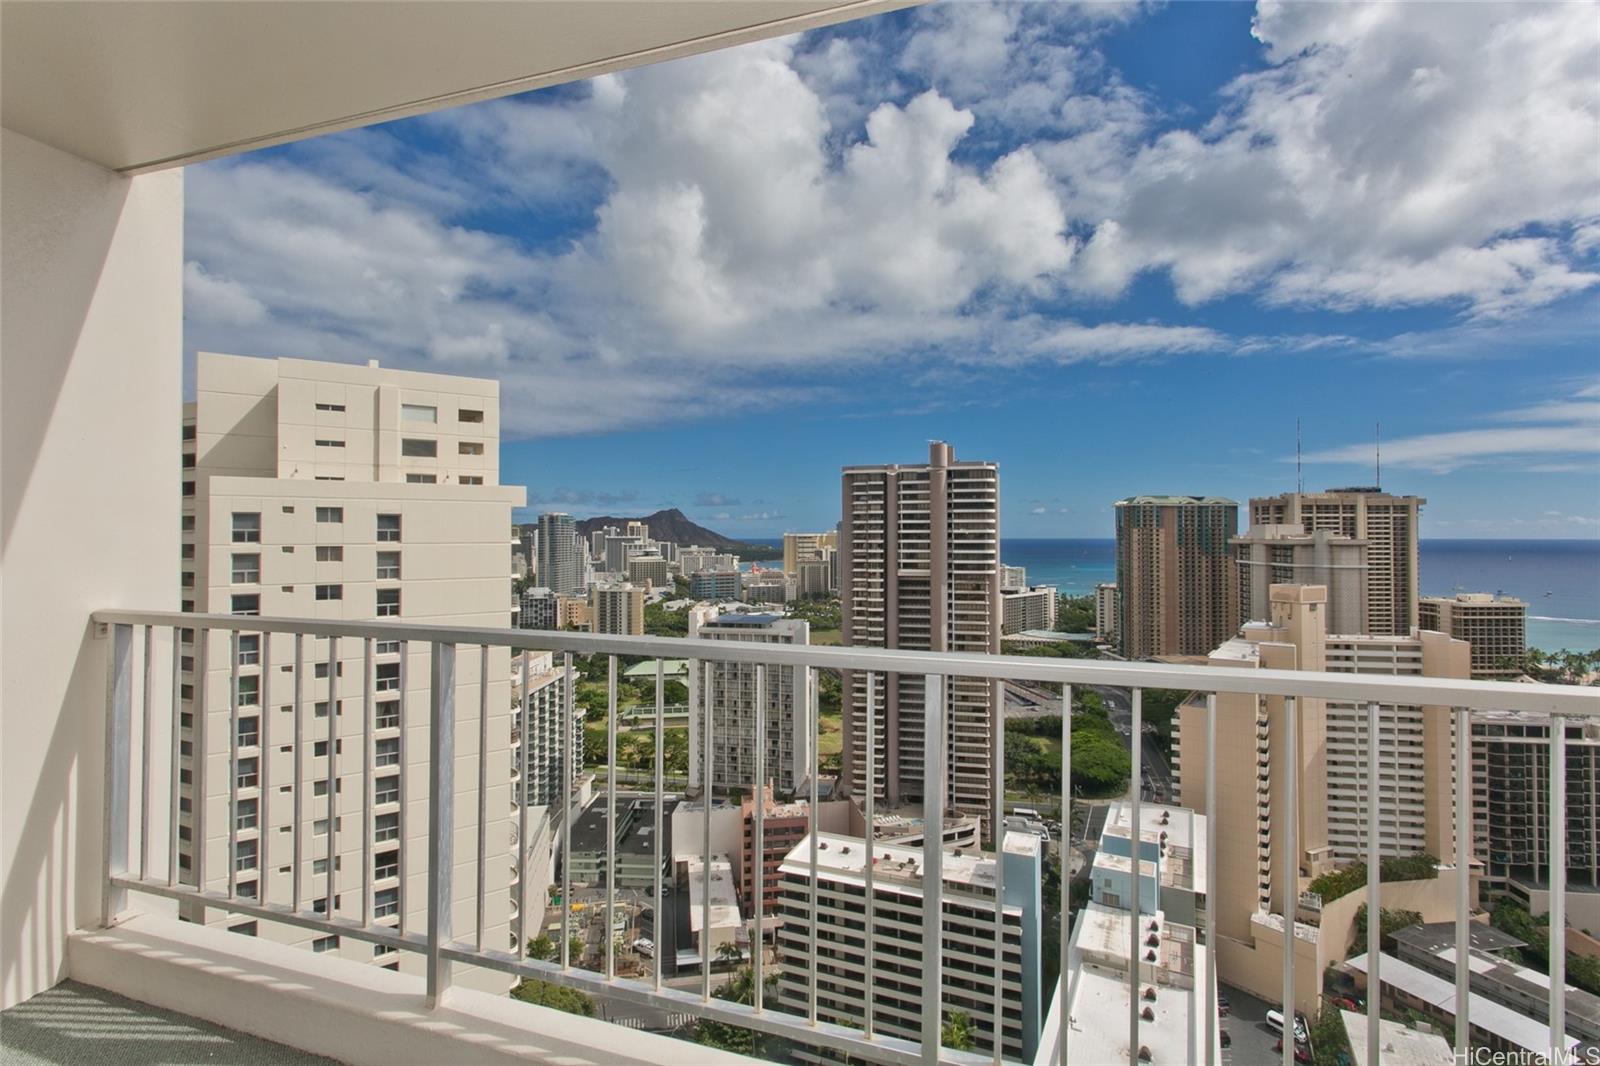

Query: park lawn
817;713;843;758
811;629;842;646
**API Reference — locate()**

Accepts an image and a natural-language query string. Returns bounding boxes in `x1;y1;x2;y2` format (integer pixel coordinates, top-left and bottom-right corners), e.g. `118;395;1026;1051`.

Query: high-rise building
738;785;809;930
743;569;793;605
687;608;811;795
776;831;1042;1061
689;569;742;601
679;546;738;574
179;352;524;989
625;551;672;589
513;652;579;808
839;441;1001;821
517;585;558;630
590;582;644;635
604;534;646;575
1114;496;1239;659
1419;593;1527;679
1172;584;1470;1011
782;530;838;575
1472;711;1600;900
625;520;649;540
1232;523;1368;633
536;512;583;595
1094;582;1118;640
1000;564;1028;590
1000;585;1058;634
1249;488;1424;636
590;525;618;561
795;557;835;597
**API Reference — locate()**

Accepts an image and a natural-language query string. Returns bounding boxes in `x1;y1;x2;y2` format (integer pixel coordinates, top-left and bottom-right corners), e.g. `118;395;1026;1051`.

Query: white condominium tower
839;441;1001;823
1249;487;1424;636
536;511;583;595
686;608;812;795
179;352;524;990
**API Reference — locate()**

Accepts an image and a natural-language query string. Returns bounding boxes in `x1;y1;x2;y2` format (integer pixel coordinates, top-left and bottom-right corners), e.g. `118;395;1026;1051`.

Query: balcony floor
1;980;339;1066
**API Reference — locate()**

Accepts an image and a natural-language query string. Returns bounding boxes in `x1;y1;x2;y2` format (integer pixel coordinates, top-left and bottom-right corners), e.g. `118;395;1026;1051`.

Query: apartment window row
314;402;345;413
402;404;483;425
315;439;344;448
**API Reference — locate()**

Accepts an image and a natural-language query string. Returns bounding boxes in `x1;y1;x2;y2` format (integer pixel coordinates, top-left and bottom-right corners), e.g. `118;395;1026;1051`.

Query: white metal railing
94;609;1599;1066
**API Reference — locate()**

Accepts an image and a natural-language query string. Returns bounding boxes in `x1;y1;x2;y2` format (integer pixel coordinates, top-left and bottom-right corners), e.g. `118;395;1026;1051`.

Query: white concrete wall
1;127;182;1008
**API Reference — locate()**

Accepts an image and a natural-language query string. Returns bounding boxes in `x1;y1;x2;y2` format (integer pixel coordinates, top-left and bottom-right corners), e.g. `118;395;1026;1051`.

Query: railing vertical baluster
1129;687;1142;1066
562;651;574;971
326;636;339;916
102;623;134;925
1060;683;1072;1066
259;632;271;899
605;654;617;982
1205;693;1217;1066
865;670;877;1040
228;629;240;899
140;625;154;881
921;673;946;1066
293;633;304;912
700;659;712;1002
169;629;182;888
1282;696;1297;1066
425;641;456;1006
518;650;531;961
398;644;409;937
363;638;373;928
475;644;488;953
807;665;820;1028
1454;705;1470;1055
194;628;209;901
1551;711;1567;1053
992;676;1005;1064
753;663;766;1013
1365;701;1380;1066
653;657;664;994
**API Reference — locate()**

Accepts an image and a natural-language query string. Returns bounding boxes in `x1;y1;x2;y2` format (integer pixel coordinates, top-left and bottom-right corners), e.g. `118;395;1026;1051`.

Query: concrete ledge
68;914;755;1065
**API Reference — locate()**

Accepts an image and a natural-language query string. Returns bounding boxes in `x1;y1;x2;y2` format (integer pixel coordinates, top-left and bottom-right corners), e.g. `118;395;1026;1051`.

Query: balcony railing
94;609;1598;1066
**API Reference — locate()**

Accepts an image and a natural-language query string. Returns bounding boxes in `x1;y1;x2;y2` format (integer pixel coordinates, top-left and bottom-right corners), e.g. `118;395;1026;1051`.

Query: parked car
631;937;654;958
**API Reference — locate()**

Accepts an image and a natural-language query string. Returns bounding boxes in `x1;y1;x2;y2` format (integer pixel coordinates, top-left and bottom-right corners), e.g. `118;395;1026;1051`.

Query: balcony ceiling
1;0;915;173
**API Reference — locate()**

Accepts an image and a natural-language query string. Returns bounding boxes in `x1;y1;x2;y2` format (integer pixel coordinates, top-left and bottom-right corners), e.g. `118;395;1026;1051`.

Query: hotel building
1114;496;1240;659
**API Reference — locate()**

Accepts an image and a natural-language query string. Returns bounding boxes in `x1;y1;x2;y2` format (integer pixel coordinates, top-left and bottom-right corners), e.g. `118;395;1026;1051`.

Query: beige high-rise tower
1114;496;1240;658
839;442;1001;822
1249;488;1424;636
179;352;524;989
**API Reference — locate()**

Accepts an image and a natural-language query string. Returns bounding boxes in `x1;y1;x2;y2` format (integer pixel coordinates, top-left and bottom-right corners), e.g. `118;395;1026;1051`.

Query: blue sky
182;1;1600;539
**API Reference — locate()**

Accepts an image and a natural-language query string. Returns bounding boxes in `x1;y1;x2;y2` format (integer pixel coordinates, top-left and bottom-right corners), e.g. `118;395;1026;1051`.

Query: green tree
511;978;596;1017
527;933;556;961
696;963;778;1055
1056;594;1096;634
941;1009;976;1051
1352;905;1423;952
1508;647;1600;686
1492;901;1600;996
1310;1003;1350;1066
568;934;585;962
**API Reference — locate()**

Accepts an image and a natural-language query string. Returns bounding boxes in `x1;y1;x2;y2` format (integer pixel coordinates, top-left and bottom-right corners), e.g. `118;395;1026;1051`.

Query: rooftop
684;858;742;934
1346;952;1579;1056
1340;1010;1455;1066
1116;495;1237;506
778;831;1014;897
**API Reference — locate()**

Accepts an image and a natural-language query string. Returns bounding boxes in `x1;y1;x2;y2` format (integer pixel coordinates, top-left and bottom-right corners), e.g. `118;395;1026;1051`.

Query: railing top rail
95;609;1600;716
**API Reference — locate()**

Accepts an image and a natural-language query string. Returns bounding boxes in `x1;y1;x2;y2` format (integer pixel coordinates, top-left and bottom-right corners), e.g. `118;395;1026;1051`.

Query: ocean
749;537;1600;653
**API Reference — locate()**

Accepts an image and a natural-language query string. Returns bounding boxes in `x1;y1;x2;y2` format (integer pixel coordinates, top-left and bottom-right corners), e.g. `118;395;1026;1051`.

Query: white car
632;937;654;958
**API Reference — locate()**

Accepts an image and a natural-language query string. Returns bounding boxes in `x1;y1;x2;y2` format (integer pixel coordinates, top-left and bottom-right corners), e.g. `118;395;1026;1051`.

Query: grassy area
810;629;842;646
817;713;843;758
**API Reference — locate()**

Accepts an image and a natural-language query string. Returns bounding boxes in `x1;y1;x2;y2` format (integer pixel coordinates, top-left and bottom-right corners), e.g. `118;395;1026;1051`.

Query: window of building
376;589;400;617
229;921;257;937
315;545;343;562
237;634;259;665
237;880;258;900
373;943;395;958
314;438;345;448
377;514;402;541
374;851;399;880
375;700;400;730
376;551;401;580
374;887;399;918
400;404;436;424
460;475;484;485
237;674;259;707
312;740;340;758
314;402;345;413
236;797;257;831
180;571;194;588
315;584;343;601
458;409;483;423
181;600;194;613
313;779;342;798
314;476;344;481
313;661;342;679
231;594;260;616
375;777;400;805
375;639;401;656
237;716;258;749
182;481;194;497
315;506;343;523
375;813;400;842
237;757;258;789
181;453;195;469
375;662;400;692
180;543;195;561
312;935;339;954
376;737;400;767
232;513;260;543
400;438;437;457
313;700;338;719
405;473;436;484
231;553;260;583
182;424;197;441
181;515;195;532
458;441;483;456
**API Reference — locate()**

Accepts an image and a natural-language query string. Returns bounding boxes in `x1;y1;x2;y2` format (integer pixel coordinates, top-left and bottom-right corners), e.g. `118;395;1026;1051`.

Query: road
1218;982;1286;1066
1089;684;1175;804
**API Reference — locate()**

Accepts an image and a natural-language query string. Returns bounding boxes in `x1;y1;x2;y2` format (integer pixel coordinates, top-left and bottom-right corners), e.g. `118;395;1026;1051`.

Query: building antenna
1375;420;1382;490
1296;417;1303;494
